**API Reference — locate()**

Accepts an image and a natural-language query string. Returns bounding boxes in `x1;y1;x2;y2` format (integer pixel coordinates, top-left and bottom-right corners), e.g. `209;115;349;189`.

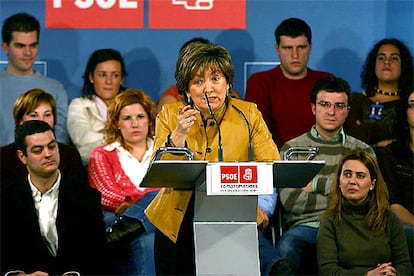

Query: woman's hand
374;139;395;148
17;272;49;276
366;262;396;276
171;105;199;147
258;207;269;229
115;200;134;216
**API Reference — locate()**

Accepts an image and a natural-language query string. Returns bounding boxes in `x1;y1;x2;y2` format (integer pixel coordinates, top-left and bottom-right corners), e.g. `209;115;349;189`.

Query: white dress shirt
29;171;61;256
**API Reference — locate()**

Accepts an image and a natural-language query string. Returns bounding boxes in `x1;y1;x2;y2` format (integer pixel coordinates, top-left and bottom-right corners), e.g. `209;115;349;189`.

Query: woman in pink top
88;88;158;275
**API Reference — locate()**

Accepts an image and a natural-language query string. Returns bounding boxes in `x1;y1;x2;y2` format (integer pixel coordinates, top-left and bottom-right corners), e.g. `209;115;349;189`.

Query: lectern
141;147;325;275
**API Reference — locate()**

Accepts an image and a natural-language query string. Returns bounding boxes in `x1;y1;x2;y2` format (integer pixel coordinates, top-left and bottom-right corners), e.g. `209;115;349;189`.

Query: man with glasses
268;76;375;274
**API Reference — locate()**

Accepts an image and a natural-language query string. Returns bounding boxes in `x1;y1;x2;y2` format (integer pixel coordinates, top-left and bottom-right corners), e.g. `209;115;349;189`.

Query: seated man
1;120;108;275
1;88;86;187
272;76;375;274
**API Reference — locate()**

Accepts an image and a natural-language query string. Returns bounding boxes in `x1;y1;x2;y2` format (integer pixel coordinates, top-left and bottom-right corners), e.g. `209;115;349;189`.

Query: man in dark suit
1;120;108;275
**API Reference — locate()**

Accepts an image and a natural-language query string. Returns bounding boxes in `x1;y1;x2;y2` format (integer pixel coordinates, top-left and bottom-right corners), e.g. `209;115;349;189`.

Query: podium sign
206;162;273;195
140;157;325;275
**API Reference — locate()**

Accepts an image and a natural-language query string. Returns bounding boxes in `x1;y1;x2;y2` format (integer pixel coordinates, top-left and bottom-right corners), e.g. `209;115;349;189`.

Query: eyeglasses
317;101;348;110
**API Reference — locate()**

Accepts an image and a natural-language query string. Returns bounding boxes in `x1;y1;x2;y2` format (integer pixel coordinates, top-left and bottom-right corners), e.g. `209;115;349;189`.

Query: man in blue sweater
1;12;68;146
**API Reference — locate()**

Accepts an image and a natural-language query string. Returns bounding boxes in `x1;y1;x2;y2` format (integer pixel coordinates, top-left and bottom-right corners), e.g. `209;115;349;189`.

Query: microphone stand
232;105;254;162
204;93;224;162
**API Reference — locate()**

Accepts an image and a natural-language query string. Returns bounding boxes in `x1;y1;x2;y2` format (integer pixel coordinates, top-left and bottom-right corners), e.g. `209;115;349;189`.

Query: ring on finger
188;118;192;123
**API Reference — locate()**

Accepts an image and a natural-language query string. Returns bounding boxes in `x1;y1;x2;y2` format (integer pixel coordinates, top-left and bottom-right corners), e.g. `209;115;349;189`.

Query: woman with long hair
317;150;412;275
344;38;413;148
68;48;127;165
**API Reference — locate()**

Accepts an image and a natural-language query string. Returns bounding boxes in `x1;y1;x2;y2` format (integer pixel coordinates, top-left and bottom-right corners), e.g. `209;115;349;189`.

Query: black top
1;142;87;187
344;92;399;146
1;174;108;275
375;141;414;213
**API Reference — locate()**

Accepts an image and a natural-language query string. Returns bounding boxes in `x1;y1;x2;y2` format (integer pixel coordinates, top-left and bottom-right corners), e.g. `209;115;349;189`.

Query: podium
141;148;324;275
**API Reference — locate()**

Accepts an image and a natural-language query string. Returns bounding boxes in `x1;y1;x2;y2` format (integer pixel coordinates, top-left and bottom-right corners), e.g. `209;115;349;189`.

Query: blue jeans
275;225;318;271
258;229;280;275
103;191;158;275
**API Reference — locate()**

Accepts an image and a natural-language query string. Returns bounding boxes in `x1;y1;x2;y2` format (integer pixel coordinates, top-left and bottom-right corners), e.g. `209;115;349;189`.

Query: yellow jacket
145;97;281;242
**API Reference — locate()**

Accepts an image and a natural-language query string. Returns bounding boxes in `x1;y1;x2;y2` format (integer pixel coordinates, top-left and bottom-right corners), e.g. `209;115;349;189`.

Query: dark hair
274;17;312;45
311;76;352;106
322;149;389;235
361;38;413;96
2;13;40;44
105;89;156;151
394;87;414;146
179;37;210;52
15;120;54;156
82;48;128;99
175;43;234;102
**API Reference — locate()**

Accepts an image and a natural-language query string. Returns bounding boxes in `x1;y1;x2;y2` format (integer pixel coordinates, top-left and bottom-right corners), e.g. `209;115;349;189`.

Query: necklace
376;88;399;96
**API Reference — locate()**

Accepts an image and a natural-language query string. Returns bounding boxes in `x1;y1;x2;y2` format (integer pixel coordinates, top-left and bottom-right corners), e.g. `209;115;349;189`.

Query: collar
29;170;61;199
200;96;229;124
93;95;108;120
343;196;370;214
310;125;346;145
104;138;154;153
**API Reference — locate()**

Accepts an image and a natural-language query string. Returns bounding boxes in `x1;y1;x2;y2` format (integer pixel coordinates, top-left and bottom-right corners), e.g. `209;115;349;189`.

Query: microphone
232;105;253;161
204;93;223;161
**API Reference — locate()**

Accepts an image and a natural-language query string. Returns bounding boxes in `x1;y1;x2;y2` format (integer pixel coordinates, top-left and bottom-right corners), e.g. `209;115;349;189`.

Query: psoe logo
220;165;257;184
149;0;246;29
172;0;213;10
52;0;138;9
46;0;144;29
220;166;239;184
239;166;257;183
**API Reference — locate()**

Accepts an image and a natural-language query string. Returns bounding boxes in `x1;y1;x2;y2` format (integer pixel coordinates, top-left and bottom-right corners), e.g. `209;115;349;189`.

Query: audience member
1;88;86;187
156;37;241;113
344;38;413;147
376;88;414;265
270;76;375;274
1;120;108;275
0;12;69;146
67;48;127;165
88;89;159;275
317;150;412;275
245;17;332;148
144;42;281;275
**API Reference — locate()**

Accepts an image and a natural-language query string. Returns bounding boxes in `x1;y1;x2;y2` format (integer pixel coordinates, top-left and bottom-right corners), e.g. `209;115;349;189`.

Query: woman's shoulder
158;101;184;118
90;143;114;156
386;208;402;226
69;96;93;107
351;92;369;100
230;97;257;109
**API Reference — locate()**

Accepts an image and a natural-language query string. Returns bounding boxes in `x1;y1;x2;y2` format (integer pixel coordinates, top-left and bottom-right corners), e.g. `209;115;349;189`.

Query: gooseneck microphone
204;93;224;161
232;105;253;162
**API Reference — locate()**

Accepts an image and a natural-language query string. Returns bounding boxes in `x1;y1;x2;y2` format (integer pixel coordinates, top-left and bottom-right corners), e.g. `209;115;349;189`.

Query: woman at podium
144;42;281;274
